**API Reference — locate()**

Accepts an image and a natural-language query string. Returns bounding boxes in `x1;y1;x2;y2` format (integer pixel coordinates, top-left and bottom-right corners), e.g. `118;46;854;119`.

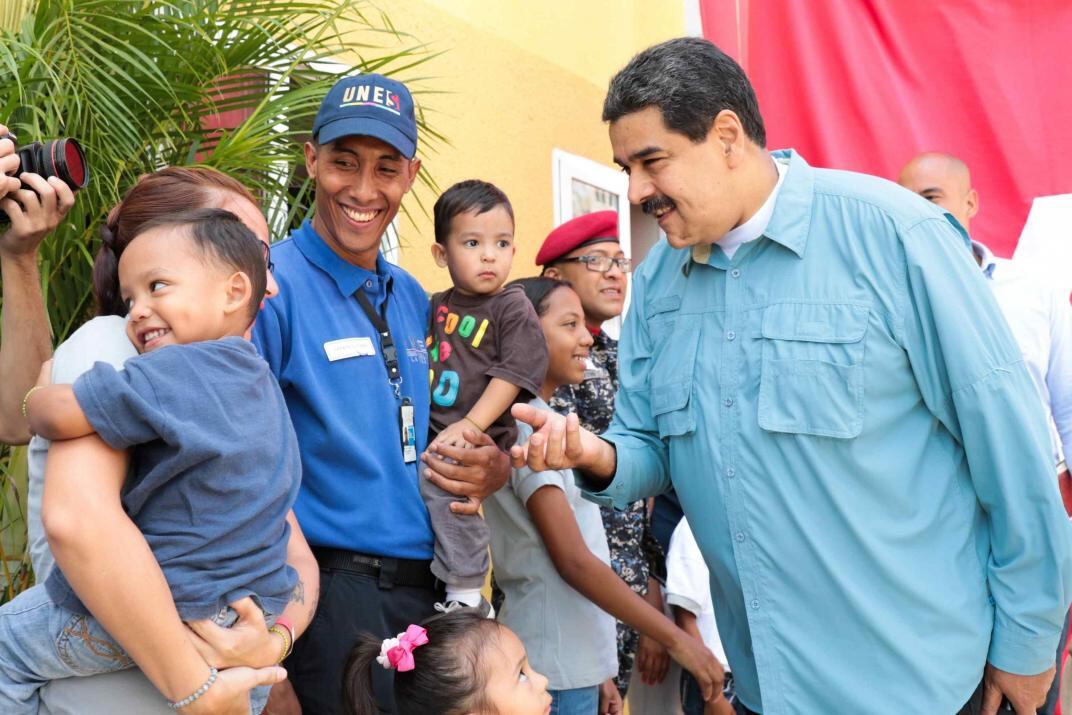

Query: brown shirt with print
427;285;548;451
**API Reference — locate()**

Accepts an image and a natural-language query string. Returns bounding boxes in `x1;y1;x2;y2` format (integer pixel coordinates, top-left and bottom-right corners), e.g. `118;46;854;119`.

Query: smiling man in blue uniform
513;38;1072;715
253;73;509;715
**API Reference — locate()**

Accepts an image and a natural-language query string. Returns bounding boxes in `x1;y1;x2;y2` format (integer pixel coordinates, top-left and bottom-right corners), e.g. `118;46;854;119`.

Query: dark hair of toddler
433;179;514;245
135;207;268;320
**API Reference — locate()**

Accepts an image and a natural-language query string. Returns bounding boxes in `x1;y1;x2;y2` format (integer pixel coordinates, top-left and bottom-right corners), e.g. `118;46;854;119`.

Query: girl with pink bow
343;609;552;714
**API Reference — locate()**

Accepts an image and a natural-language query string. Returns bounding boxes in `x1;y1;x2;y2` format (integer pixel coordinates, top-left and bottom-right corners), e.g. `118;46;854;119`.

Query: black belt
312;546;437;590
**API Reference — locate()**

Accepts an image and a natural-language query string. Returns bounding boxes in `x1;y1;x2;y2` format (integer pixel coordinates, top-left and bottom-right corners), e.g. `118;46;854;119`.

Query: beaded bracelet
20;385;44;419
167;666;218;710
274;615;296;654
269;624;292;665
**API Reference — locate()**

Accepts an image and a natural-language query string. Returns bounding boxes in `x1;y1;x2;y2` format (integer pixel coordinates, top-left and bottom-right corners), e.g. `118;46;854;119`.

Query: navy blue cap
312;74;418;159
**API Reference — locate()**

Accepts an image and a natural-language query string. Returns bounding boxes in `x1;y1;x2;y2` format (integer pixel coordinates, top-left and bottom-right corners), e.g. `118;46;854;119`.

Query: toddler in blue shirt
0;208;300;714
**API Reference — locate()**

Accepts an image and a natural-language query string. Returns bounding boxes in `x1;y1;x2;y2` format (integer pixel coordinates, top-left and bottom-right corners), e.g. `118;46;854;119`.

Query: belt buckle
351;553;382;569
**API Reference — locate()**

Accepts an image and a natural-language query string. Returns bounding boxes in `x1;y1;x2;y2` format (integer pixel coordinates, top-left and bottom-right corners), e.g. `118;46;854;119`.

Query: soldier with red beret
538;211;669;702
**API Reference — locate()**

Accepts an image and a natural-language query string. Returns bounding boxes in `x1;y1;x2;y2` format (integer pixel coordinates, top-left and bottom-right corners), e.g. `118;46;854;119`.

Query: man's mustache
642;195;676;215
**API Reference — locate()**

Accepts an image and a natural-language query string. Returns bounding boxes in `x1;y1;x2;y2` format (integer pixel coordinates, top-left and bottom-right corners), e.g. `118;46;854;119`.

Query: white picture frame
551;149;632;336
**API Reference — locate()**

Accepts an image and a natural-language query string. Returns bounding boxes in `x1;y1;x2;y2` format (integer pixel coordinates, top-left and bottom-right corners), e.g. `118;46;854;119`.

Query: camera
0;132;89;222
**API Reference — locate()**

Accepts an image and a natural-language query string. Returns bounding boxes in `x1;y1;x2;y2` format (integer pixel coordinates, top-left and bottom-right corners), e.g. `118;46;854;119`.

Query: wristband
274;614;296;649
21;385;44;419
269;624;292;664
462;415;485;432
167;666;218;710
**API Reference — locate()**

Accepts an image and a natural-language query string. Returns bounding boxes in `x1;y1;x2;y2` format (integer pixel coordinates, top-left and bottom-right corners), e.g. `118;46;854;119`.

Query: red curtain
700;0;1072;257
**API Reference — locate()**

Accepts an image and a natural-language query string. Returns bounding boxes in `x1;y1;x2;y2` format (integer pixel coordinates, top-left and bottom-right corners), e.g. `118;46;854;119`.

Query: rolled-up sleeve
583;268;672;509
899;217;1072;675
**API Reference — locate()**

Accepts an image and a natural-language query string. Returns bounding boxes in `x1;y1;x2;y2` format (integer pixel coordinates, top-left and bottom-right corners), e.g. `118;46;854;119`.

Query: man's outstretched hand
509;403;616;480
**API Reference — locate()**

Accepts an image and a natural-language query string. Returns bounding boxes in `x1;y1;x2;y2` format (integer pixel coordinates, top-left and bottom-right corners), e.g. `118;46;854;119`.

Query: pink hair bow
376;624;428;673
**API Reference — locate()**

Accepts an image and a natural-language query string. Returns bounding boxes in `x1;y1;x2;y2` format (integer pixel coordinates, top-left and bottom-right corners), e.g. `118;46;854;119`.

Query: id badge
400;397;417;463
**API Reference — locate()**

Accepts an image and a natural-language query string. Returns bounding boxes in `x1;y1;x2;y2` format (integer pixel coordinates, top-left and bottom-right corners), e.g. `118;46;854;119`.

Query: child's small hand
705;695;736;715
668;633;724;705
35;358;53;388
598;678;623;715
434;420;476;450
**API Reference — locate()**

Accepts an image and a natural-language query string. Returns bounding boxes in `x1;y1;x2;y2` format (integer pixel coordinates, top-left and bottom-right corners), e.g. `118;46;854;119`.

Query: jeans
0;584;269;715
549;686;599;715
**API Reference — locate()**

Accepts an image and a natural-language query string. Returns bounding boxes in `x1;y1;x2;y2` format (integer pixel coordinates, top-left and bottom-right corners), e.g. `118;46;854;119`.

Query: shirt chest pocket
647;297;701;439
757;302;869;439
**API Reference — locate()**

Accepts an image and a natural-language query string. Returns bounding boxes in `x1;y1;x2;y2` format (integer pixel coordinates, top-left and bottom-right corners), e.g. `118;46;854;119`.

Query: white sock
446;588;482;607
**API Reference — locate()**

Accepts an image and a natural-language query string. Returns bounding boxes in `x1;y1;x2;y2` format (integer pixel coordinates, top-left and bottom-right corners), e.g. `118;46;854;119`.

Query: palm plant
0;0;443;601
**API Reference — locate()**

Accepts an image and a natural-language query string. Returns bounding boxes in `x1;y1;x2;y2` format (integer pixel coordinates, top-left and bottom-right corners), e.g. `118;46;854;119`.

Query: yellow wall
349;1;685;291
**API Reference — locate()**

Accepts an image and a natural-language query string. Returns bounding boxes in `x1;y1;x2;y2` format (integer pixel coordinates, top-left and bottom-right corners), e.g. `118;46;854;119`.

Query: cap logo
341;84;401;116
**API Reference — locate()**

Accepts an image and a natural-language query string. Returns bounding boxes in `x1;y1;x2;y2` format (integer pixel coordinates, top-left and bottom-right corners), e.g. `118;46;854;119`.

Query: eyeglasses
261;242;275;273
555;255;632;274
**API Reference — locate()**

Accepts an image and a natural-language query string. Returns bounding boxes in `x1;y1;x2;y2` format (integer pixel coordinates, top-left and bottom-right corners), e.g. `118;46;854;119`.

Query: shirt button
723;397;734;407
751;599;760;610
731;269;741;278
725;466;736;478
365;279;373;288
726;330;736;341
735;532;746;542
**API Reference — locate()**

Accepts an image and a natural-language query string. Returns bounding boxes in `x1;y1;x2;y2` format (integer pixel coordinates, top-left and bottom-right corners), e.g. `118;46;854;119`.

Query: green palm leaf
0;0;444;601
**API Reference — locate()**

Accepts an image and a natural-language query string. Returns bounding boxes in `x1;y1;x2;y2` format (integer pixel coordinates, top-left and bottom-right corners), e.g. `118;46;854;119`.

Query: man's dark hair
602;37;766;147
433;179;515;245
136;207;267;320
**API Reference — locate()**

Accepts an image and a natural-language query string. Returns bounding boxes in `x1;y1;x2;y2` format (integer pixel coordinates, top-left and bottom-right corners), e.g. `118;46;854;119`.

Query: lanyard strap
355;288;403;399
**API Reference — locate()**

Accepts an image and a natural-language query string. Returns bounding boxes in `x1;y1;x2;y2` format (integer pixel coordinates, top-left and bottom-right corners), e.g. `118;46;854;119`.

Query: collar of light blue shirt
691;149;810;267
293;219;394;298
971;239;998;279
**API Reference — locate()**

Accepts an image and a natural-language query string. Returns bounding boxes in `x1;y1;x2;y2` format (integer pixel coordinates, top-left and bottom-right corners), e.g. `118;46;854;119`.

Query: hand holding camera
0;128;22;199
0;126;88;258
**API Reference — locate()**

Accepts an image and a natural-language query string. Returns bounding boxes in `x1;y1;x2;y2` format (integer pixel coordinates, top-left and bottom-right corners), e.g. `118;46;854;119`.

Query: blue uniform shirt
253;220;433;559
588;150;1072;714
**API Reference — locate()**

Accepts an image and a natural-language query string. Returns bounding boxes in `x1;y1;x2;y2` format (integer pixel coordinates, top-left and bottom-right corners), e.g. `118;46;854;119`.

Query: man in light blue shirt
900;152;1072;715
513;38;1072;715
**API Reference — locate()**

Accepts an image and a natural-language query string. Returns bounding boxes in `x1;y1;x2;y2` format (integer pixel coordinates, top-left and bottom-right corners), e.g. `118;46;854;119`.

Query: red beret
536;210;619;266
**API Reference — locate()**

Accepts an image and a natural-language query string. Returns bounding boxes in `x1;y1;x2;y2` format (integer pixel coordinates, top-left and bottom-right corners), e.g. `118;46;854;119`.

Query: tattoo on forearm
291;578;305;605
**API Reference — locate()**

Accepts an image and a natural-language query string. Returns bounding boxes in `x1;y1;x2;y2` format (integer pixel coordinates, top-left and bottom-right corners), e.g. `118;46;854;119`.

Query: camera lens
41;138;88;190
0;134;89;223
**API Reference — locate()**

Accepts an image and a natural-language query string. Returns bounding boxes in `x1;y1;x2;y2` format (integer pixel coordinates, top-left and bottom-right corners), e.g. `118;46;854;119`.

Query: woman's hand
181;664;287;715
186;597;281;669
667;631;724;703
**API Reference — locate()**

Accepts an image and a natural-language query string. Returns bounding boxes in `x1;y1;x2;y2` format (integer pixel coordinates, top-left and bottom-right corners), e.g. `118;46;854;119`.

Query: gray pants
419;476;489;590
